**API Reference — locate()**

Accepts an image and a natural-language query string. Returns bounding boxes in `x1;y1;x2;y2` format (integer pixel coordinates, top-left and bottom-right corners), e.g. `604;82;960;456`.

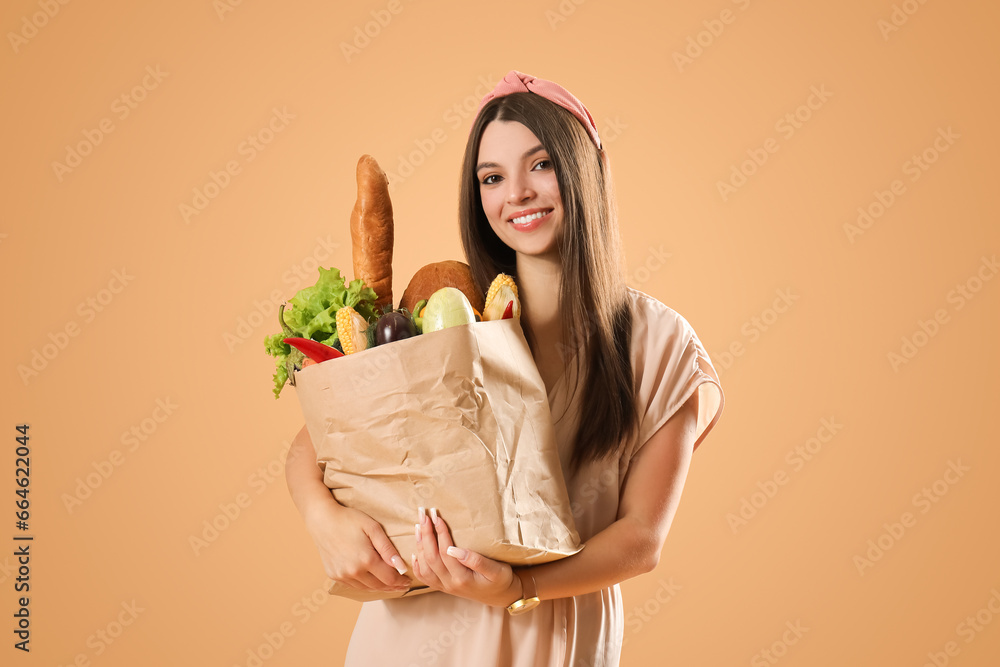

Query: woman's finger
413;512;434;575
418;508;444;574
430;512;471;581
343;572;408;593
413;551;442;589
444;547;506;584
362;520;409;579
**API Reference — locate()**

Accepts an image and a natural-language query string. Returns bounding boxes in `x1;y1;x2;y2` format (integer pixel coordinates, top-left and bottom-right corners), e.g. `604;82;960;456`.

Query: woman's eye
533;159;551;170
481;174;500;185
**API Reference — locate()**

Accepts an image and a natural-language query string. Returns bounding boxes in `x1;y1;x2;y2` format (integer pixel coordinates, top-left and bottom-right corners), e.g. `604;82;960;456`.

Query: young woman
284;71;725;666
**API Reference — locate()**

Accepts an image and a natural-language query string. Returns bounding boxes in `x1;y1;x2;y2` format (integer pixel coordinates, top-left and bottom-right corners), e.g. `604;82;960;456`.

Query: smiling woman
476;121;564;261
284;70;725;667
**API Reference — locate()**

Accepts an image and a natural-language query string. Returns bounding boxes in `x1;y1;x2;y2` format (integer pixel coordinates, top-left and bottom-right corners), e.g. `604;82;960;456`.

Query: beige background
3;0;998;665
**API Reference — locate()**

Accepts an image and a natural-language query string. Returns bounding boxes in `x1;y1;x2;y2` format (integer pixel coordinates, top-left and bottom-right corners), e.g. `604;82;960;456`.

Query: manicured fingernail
411;553;418;575
391;555;407;575
446;546;467;559
430;507;439;525
418;506;425;522
415;523;421;543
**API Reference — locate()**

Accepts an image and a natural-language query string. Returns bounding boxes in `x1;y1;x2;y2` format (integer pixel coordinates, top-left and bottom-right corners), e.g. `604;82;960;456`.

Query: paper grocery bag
293;316;583;602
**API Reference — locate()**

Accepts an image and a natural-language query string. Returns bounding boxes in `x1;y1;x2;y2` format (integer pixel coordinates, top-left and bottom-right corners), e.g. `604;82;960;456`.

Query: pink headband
473;70;602;150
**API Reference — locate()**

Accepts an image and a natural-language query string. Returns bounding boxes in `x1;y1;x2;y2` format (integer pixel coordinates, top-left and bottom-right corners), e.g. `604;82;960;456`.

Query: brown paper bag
293;316;583;602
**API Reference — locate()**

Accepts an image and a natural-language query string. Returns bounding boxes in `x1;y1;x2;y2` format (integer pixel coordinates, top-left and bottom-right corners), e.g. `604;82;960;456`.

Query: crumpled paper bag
293;316;583;601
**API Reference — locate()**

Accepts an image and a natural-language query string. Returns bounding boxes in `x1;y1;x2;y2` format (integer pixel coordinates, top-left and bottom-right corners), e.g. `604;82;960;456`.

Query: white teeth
511;211;548;225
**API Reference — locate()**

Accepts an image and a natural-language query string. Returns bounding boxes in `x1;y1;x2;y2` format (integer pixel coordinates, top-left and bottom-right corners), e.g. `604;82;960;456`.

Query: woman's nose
506;175;535;203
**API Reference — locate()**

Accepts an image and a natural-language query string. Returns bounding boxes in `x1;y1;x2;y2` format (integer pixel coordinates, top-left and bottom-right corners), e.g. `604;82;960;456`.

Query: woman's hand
304;501;412;593
412;508;522;608
285;424;410;593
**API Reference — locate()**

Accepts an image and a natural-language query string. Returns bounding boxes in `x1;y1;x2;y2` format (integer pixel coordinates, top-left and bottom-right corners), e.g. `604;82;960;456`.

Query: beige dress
345;288;725;667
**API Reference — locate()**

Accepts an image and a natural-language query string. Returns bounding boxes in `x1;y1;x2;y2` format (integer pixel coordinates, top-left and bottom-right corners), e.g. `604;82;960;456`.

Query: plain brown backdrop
3;0;998;665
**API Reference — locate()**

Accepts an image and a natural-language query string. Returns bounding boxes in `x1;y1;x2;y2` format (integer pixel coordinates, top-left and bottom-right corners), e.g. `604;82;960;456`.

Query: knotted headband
473;70;602;150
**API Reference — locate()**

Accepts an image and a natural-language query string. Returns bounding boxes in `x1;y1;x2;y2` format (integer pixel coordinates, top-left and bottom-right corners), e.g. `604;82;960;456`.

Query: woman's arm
285;424;341;525
414;392;699;605
285;424;411;591
530;392;698;600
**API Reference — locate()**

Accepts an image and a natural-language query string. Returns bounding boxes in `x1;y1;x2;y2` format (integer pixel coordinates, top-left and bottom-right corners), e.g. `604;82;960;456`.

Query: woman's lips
509;209;553;232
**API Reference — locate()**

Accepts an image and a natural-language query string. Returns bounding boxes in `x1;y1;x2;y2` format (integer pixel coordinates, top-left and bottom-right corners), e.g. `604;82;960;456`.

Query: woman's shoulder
624;288;725;456
626;287;697;341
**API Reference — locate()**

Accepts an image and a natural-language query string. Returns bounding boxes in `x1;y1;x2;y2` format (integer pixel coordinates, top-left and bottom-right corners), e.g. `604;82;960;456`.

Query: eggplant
374;310;418;345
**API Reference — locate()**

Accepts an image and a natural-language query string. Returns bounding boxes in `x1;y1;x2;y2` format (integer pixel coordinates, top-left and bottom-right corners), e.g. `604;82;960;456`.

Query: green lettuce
263;267;379;398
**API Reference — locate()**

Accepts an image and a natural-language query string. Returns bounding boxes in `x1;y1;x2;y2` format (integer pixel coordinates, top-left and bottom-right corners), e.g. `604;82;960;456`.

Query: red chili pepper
501;301;514;320
283;337;344;363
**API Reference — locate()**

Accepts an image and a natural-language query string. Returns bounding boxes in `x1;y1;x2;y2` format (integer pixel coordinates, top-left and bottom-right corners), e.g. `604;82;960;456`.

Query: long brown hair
458;92;638;474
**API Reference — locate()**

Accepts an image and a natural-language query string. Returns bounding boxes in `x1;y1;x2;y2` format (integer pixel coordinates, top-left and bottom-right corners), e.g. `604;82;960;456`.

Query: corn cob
336;306;369;354
482;273;521;321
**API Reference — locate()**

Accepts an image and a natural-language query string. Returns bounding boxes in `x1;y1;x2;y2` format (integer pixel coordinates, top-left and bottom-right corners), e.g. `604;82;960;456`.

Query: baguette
350;155;393;311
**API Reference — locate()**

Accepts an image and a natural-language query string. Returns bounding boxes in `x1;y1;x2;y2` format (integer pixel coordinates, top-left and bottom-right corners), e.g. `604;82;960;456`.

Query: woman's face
476;120;564;261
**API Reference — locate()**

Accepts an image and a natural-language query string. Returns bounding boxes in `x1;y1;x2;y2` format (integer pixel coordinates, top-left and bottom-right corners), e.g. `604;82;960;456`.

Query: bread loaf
350;155;393;311
400;260;484;314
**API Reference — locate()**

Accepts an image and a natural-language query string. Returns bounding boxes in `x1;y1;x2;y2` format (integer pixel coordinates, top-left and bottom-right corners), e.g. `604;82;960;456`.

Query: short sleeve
629;290;725;456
